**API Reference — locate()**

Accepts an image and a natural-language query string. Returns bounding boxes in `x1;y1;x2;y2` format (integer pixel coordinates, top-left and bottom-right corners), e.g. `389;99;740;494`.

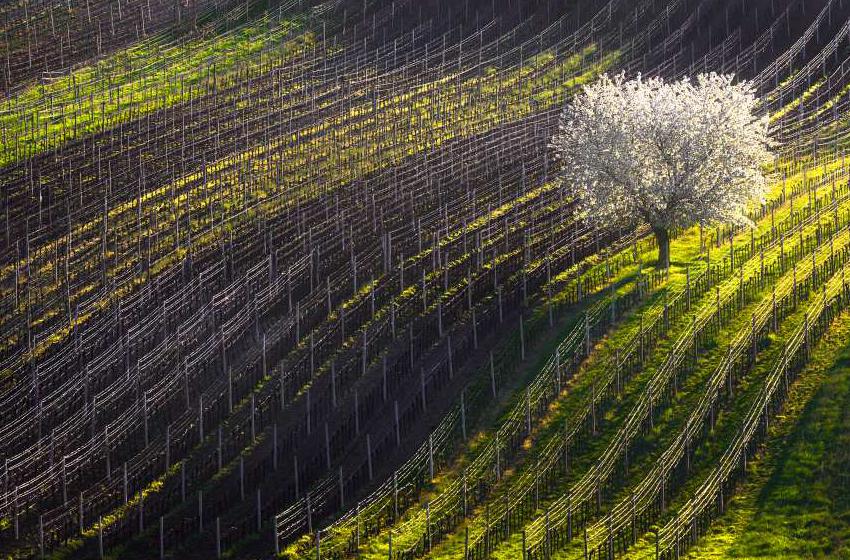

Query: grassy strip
430;176;848;556
357;163;848;559
458;187;850;555
352;213;727;558
0;15;314;165
681;317;850;559
486;262;787;560
568;247;850;559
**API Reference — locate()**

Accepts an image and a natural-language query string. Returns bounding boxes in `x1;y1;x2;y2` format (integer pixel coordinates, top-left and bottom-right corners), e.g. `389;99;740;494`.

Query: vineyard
1;0;850;559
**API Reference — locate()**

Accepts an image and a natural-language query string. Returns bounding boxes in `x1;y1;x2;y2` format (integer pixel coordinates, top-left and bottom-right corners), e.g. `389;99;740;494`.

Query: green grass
395;222;766;559
682;317;850;559
421;176;850;560
596;255;850;560
0;14;313;165
520;267;809;560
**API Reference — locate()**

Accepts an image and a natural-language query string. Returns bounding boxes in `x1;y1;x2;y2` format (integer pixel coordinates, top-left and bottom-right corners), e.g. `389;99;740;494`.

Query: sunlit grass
682;317;850;559
0;15;313;165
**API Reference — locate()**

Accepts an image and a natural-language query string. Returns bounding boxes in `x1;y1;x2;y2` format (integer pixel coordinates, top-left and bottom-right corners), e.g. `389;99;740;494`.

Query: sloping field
2;1;850;559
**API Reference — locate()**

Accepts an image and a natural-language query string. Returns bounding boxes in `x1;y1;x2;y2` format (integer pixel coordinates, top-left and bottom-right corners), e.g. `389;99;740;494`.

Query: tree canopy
551;72;772;268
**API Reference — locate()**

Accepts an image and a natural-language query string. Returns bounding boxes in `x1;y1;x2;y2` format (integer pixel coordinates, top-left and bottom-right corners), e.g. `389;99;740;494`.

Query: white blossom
551;72;772;268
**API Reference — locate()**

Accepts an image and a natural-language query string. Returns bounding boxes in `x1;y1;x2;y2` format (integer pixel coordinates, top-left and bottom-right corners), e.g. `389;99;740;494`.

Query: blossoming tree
551;72;772;269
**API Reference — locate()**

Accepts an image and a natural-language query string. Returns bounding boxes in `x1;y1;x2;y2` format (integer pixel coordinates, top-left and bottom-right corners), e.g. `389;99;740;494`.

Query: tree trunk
653;227;670;270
